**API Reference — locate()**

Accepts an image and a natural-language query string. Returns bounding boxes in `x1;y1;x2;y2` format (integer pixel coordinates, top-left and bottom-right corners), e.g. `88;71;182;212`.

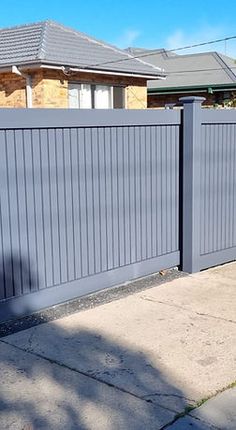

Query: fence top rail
0;108;181;129
202;109;236;124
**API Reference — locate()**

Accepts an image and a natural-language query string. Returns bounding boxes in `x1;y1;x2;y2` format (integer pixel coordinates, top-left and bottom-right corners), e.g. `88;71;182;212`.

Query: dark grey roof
126;48;236;89
0;21;164;77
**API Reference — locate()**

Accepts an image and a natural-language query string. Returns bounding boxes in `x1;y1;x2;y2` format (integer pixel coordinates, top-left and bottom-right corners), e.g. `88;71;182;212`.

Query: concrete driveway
0;262;236;429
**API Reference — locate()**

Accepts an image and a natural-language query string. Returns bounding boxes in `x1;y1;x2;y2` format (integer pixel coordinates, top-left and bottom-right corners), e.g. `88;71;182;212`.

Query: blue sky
1;0;236;57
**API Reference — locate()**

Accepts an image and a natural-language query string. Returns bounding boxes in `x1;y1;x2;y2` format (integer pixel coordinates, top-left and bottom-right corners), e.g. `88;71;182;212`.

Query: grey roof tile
126;48;236;89
145;52;236;88
0;21;164;77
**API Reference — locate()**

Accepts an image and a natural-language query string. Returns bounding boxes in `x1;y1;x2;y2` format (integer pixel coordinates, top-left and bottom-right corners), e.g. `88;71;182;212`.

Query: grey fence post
179;96;205;273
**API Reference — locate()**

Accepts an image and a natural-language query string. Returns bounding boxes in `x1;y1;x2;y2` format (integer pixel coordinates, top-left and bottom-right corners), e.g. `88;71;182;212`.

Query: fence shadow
0;322;191;429
0;253;38;300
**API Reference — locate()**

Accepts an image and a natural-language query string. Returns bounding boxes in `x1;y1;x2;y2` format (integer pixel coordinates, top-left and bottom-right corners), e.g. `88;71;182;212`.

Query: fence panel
0;109;180;322
200;115;236;270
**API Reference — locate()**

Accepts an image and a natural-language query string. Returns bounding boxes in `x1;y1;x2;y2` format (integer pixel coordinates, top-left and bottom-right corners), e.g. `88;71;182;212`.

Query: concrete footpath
0;262;236;429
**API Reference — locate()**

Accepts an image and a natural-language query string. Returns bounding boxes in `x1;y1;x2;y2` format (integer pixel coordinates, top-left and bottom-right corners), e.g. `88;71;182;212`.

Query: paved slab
142;262;236;322
1;262;236;429
168;387;236;429
190;386;236;430
166;415;217;429
3;263;236;415
0;341;175;430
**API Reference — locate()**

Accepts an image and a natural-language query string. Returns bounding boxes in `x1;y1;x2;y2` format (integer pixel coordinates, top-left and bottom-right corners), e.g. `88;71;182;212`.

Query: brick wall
0;69;147;109
0;72;26;107
148;91;227;108
126;86;147;109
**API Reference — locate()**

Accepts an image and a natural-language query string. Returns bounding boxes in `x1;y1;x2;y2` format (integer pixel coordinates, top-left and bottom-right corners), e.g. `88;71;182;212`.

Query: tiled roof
127;48;236;88
0;21;164;77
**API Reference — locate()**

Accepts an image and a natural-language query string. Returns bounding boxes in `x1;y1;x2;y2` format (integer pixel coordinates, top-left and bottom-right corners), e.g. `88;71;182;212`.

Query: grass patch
191;379;236;411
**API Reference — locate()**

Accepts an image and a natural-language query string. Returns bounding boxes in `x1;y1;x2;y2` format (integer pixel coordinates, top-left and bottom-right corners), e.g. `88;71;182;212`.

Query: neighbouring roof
126;48;236;90
0;21;164;78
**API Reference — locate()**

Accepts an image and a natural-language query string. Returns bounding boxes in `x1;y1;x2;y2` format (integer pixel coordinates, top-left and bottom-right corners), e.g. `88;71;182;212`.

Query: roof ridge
0;20;47;33
37;21;49;60
46;20;163;72
213;52;236;82
165;51;219;60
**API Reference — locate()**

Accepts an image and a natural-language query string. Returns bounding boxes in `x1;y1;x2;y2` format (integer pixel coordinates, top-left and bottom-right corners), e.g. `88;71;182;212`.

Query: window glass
113;86;124;109
69;83;124;109
94;85;112;109
68;83;80;108
79;84;92;109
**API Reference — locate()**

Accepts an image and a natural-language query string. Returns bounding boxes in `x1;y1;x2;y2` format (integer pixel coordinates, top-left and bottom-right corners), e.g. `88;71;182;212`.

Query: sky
1;0;236;58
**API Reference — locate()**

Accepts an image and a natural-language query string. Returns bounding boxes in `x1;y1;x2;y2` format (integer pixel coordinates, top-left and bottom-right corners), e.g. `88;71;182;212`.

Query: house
0;21;165;109
126;48;236;108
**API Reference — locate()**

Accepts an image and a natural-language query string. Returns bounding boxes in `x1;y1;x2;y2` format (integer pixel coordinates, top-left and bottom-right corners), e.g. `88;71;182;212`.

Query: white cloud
164;26;236;58
112;29;141;48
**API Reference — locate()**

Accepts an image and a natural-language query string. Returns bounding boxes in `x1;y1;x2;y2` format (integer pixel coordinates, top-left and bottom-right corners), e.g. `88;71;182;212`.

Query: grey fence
181;99;236;272
0;100;236;322
0;109;180;322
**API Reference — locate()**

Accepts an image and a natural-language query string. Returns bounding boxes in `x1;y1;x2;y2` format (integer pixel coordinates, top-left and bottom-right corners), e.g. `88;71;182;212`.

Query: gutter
11;66;32;108
40;64;166;80
0;62;165;80
148;83;236;95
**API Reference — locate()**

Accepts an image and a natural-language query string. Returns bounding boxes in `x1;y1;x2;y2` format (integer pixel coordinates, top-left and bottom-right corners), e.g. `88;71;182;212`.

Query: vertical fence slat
6;130;22;296
134;127;141;262
146;126;152;259
0;199;5;300
105;128;114;270
32;129;46;289
15;130;31;294
0;130;14;298
151;126;157;257
63;128;75;281
22;130;38;292
55;129;68;283
117;127;125;267
111;127;119;268
156;126;162;257
123;127;131;265
71;128;82;279
78;128;89;277
48;129;61;286
40;129;54;287
84;128;95;275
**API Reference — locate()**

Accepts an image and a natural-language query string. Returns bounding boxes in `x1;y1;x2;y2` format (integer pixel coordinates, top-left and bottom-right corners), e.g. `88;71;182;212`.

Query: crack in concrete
140;296;236;325
26;327;37;351
142;392;195;402
188;415;221;430
162;412;220;430
0;338;179;416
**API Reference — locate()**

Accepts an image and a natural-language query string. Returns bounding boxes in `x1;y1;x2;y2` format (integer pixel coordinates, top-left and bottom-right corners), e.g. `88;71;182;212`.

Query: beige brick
0;73;26;107
126;85;147;109
0;69;148;109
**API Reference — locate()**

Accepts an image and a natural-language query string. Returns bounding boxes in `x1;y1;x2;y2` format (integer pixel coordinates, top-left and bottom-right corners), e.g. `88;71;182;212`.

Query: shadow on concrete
0;322;191;429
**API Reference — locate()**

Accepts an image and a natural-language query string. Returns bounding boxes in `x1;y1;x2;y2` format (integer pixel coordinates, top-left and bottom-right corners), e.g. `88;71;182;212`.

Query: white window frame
94;85;113;109
69;83;115;109
68;83;127;109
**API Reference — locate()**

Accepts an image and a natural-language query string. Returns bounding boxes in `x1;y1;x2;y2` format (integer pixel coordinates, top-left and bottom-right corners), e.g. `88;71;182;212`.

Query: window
68;83;124;109
94;85;112;109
